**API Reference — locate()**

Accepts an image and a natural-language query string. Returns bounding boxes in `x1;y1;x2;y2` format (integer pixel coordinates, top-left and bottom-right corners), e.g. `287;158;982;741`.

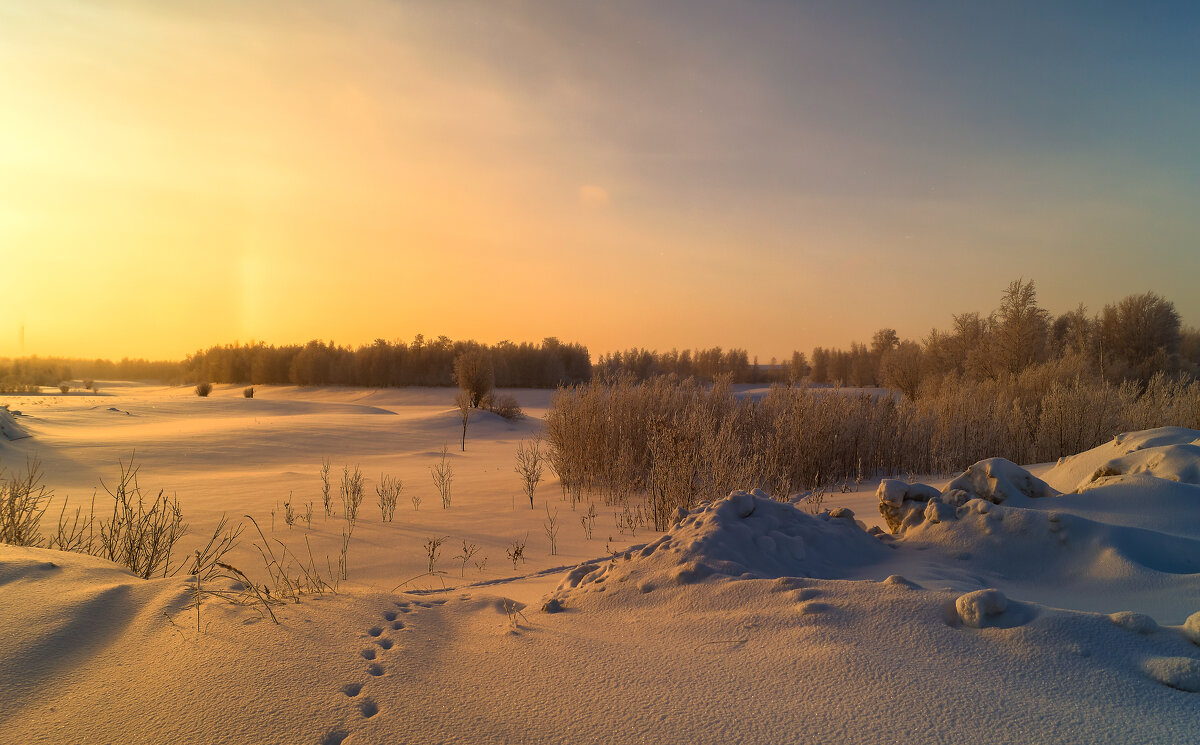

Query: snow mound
0;406;31;441
1044;427;1200;494
1187;611;1200;645
879;458;1057;534
1109;611;1160;634
900;496;1200;578
553;491;888;602
1143;657;1200;692
953;588;1039;629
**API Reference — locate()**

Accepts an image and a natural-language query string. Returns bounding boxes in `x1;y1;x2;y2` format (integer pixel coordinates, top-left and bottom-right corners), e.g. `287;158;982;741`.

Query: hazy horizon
3;0;1198;361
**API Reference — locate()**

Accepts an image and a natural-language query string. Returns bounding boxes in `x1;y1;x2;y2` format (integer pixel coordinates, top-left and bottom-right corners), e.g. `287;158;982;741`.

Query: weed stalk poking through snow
376;473;402;522
431;445;453;509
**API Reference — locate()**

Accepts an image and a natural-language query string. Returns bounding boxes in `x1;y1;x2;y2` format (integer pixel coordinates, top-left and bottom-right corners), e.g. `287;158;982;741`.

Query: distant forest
182;336;592;388
2;281;1197;393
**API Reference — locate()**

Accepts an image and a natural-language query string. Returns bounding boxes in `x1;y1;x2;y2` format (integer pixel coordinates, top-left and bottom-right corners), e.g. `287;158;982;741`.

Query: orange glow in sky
2;1;1197;361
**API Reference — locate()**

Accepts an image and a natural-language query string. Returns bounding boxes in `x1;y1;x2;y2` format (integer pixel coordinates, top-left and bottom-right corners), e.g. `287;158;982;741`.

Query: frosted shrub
0;457;51;547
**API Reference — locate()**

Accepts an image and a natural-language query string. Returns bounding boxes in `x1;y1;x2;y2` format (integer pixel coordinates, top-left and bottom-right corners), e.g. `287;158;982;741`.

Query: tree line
810;281;1200;397
182;335;592;388
0;356;180;393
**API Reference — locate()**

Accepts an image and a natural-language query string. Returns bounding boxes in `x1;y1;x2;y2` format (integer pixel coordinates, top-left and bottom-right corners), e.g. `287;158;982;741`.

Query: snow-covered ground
1;384;1197;744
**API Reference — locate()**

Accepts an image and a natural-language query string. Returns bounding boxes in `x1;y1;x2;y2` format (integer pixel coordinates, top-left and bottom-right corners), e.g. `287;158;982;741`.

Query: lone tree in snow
453;349;494;408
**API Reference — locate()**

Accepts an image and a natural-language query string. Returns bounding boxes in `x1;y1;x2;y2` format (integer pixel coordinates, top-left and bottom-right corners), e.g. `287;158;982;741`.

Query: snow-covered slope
0;387;1197;744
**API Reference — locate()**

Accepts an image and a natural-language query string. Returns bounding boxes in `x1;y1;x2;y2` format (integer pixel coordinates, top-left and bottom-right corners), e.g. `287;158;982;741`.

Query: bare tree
455;391;471;451
879;341;924;400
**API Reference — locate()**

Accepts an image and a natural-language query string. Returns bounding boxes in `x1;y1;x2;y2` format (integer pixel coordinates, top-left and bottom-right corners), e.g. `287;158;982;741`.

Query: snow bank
1044;427;1200;494
0;405;30;441
553;490;889;601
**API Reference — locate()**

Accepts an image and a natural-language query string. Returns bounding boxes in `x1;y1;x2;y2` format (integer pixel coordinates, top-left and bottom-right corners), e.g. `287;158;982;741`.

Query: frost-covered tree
1100;292;1181;381
879;340;924;400
452;349;495;408
993;279;1051;376
870;328;900;356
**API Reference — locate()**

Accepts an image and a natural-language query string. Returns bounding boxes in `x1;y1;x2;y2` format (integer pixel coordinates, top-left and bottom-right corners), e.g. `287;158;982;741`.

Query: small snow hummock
955;588;1008;629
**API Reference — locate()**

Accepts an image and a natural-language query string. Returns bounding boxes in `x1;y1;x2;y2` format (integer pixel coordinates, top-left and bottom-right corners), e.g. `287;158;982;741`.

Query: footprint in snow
366;626;383;637
377;638;393;650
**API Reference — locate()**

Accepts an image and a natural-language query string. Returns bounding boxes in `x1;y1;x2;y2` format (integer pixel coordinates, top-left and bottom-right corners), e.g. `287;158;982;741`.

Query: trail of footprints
322;597;448;745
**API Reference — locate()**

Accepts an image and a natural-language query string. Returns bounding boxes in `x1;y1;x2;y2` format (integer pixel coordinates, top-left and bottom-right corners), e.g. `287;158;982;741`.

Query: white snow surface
1;385;1198;744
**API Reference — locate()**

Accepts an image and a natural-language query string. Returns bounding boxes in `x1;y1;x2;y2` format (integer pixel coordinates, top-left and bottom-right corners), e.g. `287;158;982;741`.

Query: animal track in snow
391;620;404;631
360;648;376;660
366;663;384;676
320;730;348;745
383;611;398;621
367;626;383;637
341;683;362;697
358;699;379;718
377;638;393;650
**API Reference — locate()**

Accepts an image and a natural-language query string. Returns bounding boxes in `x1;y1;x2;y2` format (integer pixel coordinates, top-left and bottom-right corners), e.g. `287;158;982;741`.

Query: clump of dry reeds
546;371;1200;531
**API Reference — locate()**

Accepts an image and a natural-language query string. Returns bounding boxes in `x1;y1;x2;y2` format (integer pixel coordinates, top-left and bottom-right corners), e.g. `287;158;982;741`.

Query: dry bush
320;458;332;517
376;473;402;522
195;382;213;397
543;504;560;555
455;540;479;577
486;394;524;422
340;465;365;524
515;438;544;509
431;445;453;509
243;386;255;399
506;534;527;570
0;457;51;546
96;458;188;579
546;369;1200;532
423;535;447;573
58;383;70;394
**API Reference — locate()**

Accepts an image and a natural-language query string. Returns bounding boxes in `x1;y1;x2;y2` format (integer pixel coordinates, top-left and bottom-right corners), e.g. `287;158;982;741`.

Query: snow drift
553;490;889;601
0;406;30;441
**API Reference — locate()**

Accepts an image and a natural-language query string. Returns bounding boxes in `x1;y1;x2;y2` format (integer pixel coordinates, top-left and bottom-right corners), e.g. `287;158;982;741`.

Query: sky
2;0;1198;362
